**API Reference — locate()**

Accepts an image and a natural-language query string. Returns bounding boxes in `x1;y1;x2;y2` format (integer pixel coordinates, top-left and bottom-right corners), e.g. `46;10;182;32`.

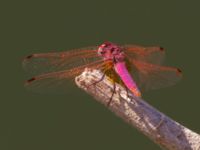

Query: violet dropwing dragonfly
23;42;182;102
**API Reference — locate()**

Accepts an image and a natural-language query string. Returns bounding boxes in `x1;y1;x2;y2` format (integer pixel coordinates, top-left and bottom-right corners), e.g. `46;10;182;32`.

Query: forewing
129;59;182;91
23;46;99;75
123;45;165;65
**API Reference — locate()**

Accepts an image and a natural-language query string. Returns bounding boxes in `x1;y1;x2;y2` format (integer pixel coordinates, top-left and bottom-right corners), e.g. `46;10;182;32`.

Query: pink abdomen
114;62;141;97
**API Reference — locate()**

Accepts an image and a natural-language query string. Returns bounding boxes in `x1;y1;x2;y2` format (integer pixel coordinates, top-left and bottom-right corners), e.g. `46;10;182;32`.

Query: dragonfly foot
106;83;116;107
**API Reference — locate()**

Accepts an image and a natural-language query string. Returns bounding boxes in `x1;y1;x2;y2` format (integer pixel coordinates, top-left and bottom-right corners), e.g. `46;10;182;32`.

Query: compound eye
104;45;109;48
102;41;112;48
98;48;105;55
101;44;107;48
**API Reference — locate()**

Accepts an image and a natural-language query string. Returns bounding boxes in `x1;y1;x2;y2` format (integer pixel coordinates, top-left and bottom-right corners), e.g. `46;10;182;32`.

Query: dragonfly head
98;42;125;62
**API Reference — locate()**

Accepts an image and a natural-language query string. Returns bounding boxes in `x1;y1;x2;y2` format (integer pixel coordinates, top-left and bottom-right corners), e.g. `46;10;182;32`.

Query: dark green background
1;0;200;149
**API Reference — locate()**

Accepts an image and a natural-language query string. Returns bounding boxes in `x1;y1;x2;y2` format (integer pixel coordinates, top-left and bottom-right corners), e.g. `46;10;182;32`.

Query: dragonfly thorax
98;42;125;63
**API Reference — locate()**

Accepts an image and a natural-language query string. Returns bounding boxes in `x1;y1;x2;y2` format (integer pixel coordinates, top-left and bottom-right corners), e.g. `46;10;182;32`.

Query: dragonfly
23;41;182;105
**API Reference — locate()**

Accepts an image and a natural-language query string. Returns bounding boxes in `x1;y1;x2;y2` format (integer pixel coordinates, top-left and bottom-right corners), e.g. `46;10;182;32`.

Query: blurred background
1;0;200;149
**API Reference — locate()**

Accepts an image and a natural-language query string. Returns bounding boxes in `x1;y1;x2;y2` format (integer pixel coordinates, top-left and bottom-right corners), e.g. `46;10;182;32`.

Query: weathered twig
75;68;200;150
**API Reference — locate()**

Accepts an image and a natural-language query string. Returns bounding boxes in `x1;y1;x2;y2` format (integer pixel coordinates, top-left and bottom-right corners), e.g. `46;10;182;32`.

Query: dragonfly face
98;42;125;63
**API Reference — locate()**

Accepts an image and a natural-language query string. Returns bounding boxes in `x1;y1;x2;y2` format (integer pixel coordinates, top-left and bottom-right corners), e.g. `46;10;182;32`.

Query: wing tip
22;54;35;63
176;68;182;76
26;54;34;59
25;77;36;86
159;47;164;51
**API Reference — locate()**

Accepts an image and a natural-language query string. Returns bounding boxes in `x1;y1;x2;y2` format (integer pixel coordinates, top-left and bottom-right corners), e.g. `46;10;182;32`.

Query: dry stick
75;68;200;150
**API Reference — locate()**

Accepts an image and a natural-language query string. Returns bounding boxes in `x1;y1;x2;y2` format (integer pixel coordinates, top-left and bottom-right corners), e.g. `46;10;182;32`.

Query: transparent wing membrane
123;45;165;64
24;59;105;93
128;59;182;91
23;46;99;75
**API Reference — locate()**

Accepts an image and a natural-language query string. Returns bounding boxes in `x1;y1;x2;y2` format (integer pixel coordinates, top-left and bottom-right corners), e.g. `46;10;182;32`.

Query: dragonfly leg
107;82;116;107
86;67;111;88
87;72;106;88
125;87;129;98
85;71;107;95
125;87;133;100
123;86;136;104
